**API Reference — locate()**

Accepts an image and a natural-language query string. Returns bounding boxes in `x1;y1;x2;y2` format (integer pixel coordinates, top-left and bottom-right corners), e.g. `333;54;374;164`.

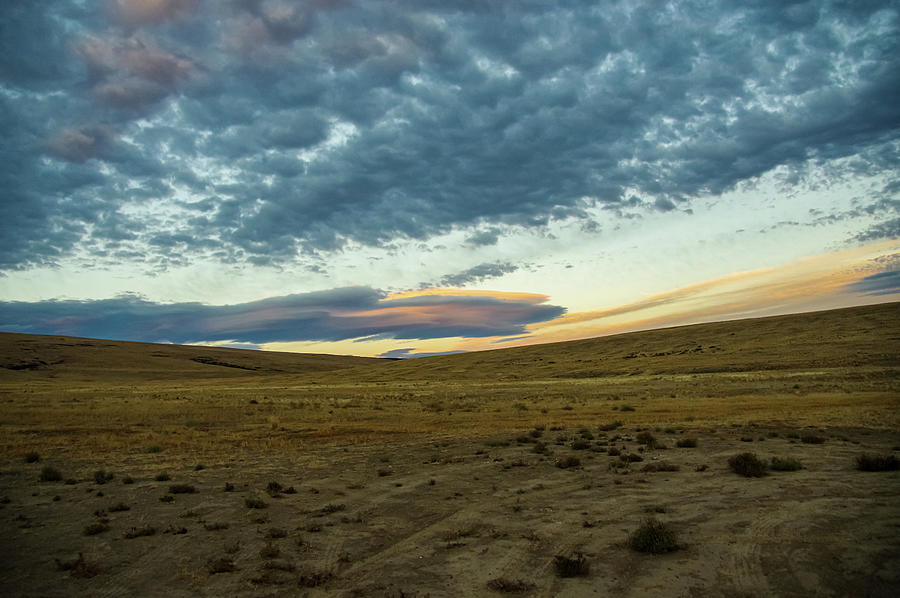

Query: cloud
377;347;467;359
845;269;900;296
0;287;565;345
854;217;900;243
436;261;520;287
1;1;899;271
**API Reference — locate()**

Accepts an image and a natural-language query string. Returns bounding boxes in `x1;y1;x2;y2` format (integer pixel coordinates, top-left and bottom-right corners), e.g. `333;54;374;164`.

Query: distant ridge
0;333;383;381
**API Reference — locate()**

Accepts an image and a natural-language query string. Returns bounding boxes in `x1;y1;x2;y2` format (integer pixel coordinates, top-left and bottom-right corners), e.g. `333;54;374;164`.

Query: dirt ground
1;421;898;597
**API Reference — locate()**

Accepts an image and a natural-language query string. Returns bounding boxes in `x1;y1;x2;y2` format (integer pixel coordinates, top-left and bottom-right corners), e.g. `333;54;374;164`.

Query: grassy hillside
315;301;900;383
0;333;383;381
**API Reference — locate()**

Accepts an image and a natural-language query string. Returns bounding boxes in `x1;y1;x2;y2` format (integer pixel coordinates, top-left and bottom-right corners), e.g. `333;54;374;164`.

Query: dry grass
0;303;897;597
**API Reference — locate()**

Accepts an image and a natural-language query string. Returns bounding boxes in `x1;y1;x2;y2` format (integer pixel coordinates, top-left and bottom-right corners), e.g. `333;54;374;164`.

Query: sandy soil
1;424;898;597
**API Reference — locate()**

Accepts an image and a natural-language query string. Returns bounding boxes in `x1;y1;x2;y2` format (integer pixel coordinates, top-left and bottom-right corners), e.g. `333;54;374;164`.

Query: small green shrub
620;405;636;412
245;497;268;509
154;472;170;481
728;452;767;477
224;482;235;492
855;453;900;472
571;439;590;450
146;445;163;453
39;466;62;482
108;502;130;512
204;522;229;531
555;456;581;469
168;484;197;494
599;421;622;431
629;518;679;553
770;457;803;471
266;527;287;539
676;438;698;448
553;553;589;577
122;476;134;485
801;434;825;444
159;495;174;503
24;451;41;463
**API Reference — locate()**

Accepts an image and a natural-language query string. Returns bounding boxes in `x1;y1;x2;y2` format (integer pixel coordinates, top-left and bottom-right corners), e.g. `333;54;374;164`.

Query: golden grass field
1;302;898;596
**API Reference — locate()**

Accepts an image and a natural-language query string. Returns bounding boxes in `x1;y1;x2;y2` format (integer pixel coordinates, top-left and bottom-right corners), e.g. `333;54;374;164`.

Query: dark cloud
0;287;565;344
1;0;899;270
853;217;900;242
845;269;900;296
436;262;520;287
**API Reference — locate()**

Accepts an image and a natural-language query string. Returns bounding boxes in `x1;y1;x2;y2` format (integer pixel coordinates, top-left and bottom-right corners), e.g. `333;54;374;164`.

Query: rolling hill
1;301;897;383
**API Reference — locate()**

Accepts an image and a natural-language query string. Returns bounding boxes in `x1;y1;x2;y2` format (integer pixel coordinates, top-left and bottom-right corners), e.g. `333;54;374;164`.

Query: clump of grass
24;451;40;463
607;447;621;457
208;557;236;574
266;481;283;497
83;522;110;536
159;495;174;503
169;484;197;494
629;518;679;553
146;445;163;454
55;553;101;579
320;503;346;515
599;421;623;432
728;452;767;477
39;466;62;482
245;497;268;509
801;434;826;444
571;439;590;450
553;553;589;577
377;469;392;477
122;476;134;485
620;453;643;463
93;470;114;485
108;502;130;512
770;457;803;471
620;405;636;412
855;453;900;472
555;455;581;469
486;578;536;592
193;464;205;471
297;571;333;587
676;438;698;448
204;522;229;531
636;431;658;448
259;541;281;559
154;472;171;481
266;527;287;539
224;482;235;492
124;526;156;539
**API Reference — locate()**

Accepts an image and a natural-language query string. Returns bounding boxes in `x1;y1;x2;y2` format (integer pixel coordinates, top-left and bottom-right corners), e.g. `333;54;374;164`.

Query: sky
0;0;898;358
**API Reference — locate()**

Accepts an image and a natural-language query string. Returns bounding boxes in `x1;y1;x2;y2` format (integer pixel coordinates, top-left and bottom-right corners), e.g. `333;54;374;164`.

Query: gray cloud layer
1;1;898;271
0;286;565;344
